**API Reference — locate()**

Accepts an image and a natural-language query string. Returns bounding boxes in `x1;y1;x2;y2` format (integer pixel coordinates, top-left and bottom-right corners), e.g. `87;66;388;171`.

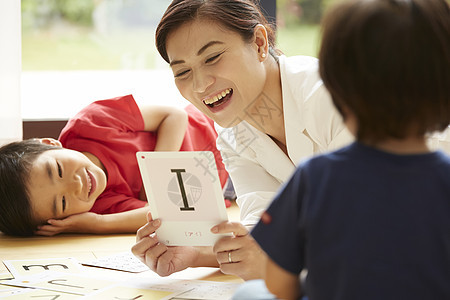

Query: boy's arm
139;105;188;151
36;206;150;236
96;206;150;233
265;257;301;300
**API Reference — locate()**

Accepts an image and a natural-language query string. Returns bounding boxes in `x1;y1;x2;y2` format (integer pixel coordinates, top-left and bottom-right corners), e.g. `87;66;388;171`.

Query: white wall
0;1;22;146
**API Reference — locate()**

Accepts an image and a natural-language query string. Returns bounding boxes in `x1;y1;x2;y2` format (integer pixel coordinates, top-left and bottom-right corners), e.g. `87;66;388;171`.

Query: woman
132;0;353;280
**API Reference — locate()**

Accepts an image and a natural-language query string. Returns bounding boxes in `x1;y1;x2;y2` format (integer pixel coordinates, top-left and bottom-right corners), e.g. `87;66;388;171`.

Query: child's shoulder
302;142;356;167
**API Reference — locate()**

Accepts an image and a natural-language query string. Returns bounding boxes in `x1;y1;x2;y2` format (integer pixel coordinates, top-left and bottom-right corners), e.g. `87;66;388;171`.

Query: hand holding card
136;151;229;246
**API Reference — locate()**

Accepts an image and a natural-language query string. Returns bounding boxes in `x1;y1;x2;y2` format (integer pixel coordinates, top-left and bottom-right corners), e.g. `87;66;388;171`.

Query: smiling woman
131;0;353;283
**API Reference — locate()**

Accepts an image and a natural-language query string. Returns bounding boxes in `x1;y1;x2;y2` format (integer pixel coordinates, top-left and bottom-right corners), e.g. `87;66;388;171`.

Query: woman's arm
139;105;188;151
265;257;301;300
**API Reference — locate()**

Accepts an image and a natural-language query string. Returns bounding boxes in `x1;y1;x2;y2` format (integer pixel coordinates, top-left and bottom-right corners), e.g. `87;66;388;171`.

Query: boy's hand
35;212;101;236
131;212;200;276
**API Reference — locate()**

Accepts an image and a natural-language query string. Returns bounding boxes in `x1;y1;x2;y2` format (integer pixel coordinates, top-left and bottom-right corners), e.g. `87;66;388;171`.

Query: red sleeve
59;94;145;145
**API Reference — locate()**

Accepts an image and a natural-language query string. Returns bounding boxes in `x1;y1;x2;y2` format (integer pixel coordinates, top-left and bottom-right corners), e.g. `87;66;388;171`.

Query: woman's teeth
204;88;231;105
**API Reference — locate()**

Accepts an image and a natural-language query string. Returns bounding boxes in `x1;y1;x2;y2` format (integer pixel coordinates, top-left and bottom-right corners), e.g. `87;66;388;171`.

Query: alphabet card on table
0;271;13;280
3;257;83;278
0;287;80;299
1;272;117;296
82;285;186;300
137;151;229;246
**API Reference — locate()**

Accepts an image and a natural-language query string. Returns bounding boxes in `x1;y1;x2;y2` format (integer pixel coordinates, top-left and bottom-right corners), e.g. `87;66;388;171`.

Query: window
21;0;325;122
21;0;185;123
0;1;21;144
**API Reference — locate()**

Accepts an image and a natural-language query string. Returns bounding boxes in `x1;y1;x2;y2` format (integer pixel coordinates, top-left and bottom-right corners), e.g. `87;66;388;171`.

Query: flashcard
137;151;229;246
0;284;27;297
0;287;80;299
3;258;83;278
82;251;149;273
81;285;186;300
119;277;241;300
170;280;241;300
3;272;117;296
0;271;13;280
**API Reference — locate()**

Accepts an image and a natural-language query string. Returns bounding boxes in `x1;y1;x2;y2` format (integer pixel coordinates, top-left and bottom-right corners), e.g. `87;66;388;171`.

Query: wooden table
0;202;243;284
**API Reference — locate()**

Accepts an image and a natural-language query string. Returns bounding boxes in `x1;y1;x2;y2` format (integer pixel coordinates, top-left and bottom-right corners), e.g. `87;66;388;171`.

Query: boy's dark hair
156;0;280;64
0;139;60;236
319;0;450;143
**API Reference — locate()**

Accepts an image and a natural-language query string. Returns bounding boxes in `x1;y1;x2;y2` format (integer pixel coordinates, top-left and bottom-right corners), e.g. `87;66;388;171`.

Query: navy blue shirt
252;142;450;300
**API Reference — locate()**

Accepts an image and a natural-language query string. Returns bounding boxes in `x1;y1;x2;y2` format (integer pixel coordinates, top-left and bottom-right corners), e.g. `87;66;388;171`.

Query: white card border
136;151;229;246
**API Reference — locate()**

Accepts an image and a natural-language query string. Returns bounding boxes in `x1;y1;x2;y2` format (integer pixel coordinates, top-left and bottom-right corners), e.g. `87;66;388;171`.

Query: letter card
136;151;229;246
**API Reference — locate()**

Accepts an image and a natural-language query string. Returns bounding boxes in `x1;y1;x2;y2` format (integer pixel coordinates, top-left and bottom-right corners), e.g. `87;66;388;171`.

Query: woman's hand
211;221;267;281
35;212;101;236
131;212;201;276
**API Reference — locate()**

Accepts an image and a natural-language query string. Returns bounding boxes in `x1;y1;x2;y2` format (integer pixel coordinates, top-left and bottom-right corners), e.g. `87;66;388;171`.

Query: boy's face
27;148;107;223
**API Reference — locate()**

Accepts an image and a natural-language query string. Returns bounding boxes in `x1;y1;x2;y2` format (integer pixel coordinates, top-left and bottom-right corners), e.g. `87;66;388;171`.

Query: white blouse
216;55;354;227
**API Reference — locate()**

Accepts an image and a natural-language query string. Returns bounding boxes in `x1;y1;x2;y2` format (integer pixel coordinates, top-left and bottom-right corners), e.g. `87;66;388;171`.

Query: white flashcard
136;151;229;246
3;257;83;279
82;251;149;273
0;271;13;280
2;272;117;296
0;287;80;299
81;284;188;300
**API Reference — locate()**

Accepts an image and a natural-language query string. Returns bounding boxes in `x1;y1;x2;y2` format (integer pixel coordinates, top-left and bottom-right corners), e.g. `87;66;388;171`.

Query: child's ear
38;138;62;148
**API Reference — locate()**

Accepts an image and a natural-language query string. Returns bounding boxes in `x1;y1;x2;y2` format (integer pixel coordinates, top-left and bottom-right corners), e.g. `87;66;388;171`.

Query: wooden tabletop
0;202;243;284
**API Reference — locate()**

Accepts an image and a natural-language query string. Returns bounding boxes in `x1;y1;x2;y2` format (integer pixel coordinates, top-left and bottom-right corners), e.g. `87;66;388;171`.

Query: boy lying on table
0;94;229;236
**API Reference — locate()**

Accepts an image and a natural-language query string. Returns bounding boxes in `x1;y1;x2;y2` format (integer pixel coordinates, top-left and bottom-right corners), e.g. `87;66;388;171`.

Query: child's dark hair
319;0;450;143
156;0;280;64
0;139;60;236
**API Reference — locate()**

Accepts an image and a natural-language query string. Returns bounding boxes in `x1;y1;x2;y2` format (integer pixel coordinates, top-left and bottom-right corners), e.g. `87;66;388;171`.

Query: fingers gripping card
137;151;229;246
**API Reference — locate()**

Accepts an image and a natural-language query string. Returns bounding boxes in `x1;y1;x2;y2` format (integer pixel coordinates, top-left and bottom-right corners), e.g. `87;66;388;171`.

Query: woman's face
27;148;107;223
166;19;267;128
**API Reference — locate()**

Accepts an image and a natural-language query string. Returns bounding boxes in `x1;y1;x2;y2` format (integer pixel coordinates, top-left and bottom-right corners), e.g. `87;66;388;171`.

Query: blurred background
17;0;340;131
21;0;338;71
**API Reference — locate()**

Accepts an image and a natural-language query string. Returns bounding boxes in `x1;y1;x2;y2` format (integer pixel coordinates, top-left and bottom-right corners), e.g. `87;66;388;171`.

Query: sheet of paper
172;280;241;300
2;272;117;296
137;151;229;246
82;285;187;300
0;287;80;299
2;272;192;299
0;284;29;298
3;257;83;278
0;272;13;280
124;277;242;300
82;251;149;273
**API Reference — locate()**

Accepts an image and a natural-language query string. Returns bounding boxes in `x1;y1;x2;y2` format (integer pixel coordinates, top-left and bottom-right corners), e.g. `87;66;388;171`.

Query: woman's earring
261;53;266;58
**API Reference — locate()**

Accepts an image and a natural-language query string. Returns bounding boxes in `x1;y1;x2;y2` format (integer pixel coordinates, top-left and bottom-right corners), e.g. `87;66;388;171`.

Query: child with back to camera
0;94;229;237
235;0;450;299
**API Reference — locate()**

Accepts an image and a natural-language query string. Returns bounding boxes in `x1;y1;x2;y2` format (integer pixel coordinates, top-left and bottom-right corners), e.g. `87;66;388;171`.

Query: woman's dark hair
0;139;61;236
319;0;450;143
156;0;279;63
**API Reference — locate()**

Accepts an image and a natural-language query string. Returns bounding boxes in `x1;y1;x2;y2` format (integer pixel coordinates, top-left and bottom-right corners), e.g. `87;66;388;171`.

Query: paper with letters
3;257;83;278
82;251;149;273
137;151;229;246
